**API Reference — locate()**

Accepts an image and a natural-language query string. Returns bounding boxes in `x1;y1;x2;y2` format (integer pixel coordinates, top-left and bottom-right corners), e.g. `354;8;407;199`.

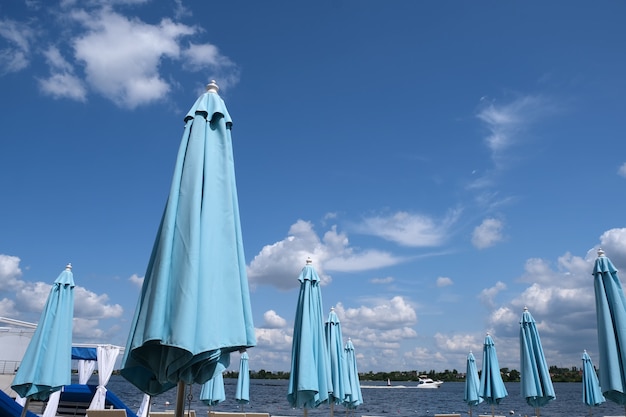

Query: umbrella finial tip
598;248;605;257
206;80;219;93
65;263;72;270
523;306;528;311
306;257;312;265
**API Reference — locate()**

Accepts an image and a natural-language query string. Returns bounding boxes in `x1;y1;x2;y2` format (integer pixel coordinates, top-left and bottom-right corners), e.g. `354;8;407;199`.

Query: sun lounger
86;410;128;417
208;412;246;417
246;413;270;417
434;414;461;417
151;411;196;417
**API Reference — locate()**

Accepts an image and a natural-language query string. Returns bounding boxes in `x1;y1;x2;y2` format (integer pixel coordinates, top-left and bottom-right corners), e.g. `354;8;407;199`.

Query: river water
106;375;626;417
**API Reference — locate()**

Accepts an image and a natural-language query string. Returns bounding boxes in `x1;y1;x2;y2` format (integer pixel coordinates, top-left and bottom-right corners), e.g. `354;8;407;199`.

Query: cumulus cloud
262;310;287;329
436;276;453;287
38;46;87;101
0;19;35;74
353;209;461;247
479;281;507;308
618;163;626;178
128;273;144;288
0;254;24;291
598;228;626;267
472;218;504;249
247;220;404;290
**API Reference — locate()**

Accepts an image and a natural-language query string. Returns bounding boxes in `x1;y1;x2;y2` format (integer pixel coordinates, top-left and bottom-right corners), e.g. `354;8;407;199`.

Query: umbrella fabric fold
593;249;626;405
12;264;75;402
464;351;483;416
121;82;256;397
343;338;363;410
235;351;250;406
325;307;350;414
478;333;508;416
287;258;331;411
582;350;605;411
519;307;555;412
200;372;226;406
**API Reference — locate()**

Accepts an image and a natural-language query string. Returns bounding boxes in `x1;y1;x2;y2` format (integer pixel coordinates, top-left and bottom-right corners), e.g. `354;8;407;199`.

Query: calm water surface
106;376;626;417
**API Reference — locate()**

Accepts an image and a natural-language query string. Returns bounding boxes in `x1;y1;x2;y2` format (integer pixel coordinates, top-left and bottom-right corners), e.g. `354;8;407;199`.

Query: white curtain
78;359;96;384
136;393;151;417
88;345;120;410
42;390;61;417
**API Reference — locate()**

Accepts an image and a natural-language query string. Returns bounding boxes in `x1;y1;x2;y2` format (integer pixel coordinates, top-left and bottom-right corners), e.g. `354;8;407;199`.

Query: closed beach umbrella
464;351;482;417
12;264;75;417
200;372;225;407
582;350;605;416
344;338;363;411
520;307;555;416
478;333;508;417
592;249;626;407
287;258;331;416
325;307;350;417
235;351;250;409
121;81;256;417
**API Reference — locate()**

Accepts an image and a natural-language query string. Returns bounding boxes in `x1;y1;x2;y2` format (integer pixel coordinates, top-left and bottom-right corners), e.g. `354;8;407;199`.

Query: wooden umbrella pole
175;381;186;417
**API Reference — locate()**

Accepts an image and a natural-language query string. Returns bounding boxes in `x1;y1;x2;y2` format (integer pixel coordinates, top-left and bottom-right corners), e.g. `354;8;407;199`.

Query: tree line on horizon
223;365;586;383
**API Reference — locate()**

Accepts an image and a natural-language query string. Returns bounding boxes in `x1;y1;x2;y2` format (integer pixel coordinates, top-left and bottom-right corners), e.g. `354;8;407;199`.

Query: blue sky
1;1;626;374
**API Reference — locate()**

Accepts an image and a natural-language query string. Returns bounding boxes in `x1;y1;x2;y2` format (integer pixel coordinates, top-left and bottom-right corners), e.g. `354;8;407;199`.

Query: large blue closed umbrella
343;338;362;412
12;264;75;417
287;258;331;416
582;350;605;415
200;372;225;407
464;351;482;417
235;351;250;409
478;333;508;417
520;307;555;416
592;249;626;406
325;307;350;417
121;81;256;416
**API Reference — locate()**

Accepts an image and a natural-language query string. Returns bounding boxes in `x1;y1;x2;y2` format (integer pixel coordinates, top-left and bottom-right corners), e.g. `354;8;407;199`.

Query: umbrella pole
491;404;494;417
174;381;185;417
20;398;30;417
303;408;308;417
330;401;334;417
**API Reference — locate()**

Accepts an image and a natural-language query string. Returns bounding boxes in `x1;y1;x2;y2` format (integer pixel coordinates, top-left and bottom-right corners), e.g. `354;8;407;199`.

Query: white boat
416;375;443;389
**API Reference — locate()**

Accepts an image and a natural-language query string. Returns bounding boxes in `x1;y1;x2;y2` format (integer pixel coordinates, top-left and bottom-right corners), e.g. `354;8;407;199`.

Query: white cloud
73;286;124;319
247;220;404;290
598;228;626;267
0;19;35;74
0;254;24;291
335;296;417;330
479;281;506;308
128;273;144;288
354;209;461;247
618;163;626;178
370;276;394;284
436;276;453;287
38;46;87;101
472;218;504;249
262;310;287;329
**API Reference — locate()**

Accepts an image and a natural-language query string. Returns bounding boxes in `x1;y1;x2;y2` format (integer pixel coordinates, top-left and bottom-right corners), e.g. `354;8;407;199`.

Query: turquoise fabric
343;338;363;409
287;262;331;409
464;351;483;407
12;265;74;400
582;351;605;407
520;307;555;408
200;372;225;406
235;351;250;404
325;308;350;405
478;334;508;405
121;89;256;396
593;252;626;405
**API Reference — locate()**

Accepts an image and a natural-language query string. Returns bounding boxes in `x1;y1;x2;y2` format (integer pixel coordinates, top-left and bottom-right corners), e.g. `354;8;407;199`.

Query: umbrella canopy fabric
287;258;331;410
235;351;250;405
464;351;483;409
593;249;626;405
343;338;363;409
325;307;350;408
121;81;256;396
200;372;225;406
12;264;75;401
478;334;508;406
520;307;555;409
582;350;605;407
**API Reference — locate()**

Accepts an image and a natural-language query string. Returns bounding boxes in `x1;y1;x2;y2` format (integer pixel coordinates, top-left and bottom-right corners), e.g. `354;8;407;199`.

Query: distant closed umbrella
478;333;508;417
12;264;75;417
343;338;363;412
121;81;256;417
200;372;225;407
520;307;555;416
582;350;605;416
325;307;350;417
593;249;626;408
287;258;331;416
235;351;250;409
464;351;482;417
